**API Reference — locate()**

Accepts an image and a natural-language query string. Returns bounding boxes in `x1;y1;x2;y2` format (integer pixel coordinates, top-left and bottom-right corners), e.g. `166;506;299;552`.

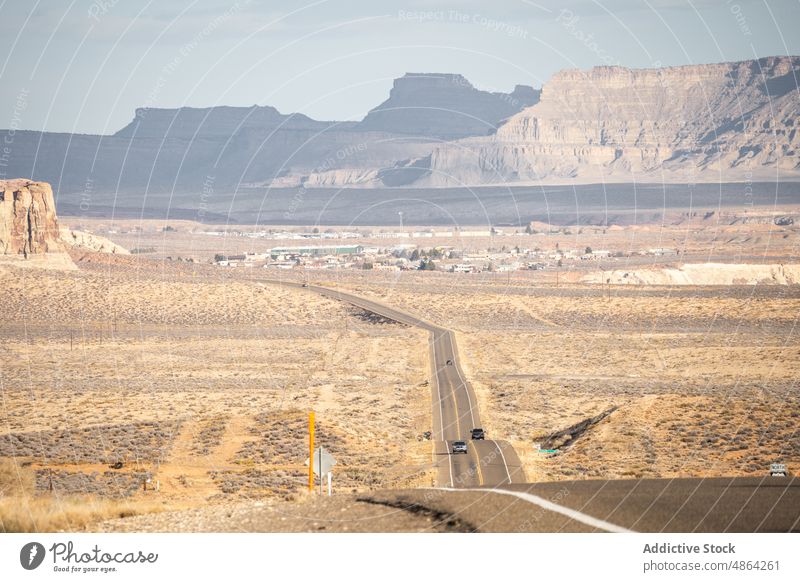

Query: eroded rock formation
0;179;65;257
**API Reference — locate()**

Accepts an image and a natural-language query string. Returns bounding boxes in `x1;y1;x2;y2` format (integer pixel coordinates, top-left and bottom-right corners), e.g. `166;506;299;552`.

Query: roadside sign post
306;447;337;495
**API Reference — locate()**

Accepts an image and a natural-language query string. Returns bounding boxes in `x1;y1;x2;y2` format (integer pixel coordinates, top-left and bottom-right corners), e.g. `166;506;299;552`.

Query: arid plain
0;254;433;531
1;210;799;532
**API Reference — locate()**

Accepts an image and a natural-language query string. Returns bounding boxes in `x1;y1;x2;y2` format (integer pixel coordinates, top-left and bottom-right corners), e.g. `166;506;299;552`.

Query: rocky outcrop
422;56;800;186
358;73;539;139
0;179;65;257
59;228;129;254
582;263;800;285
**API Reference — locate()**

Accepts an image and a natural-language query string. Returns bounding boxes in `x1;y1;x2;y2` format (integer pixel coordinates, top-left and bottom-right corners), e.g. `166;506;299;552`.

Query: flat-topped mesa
358;72;540;139
114;104;330;139
0;179;65;257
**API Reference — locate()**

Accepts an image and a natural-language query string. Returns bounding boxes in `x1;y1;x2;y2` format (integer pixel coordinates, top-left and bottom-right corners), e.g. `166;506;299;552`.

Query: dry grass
0;460;162;532
4;228;797;530
340;277;800;482
0;260;433;530
0;495;163;533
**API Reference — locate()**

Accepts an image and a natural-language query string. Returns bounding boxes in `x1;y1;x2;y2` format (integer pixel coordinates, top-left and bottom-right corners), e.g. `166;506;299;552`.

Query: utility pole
308;411;315;493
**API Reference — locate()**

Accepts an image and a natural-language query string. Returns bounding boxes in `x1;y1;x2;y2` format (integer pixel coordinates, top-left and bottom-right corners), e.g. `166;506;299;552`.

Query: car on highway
446;359;453;365
451;441;468;454
470;428;485;440
770;462;788;477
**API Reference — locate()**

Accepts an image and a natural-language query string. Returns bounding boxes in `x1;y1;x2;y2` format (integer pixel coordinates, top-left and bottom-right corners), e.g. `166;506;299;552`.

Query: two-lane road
269;279;525;487
254;279;798;534
429;329;525;487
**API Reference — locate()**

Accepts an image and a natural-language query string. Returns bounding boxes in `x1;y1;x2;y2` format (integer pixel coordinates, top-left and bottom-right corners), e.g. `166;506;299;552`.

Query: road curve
366;476;800;532
266;279;526;488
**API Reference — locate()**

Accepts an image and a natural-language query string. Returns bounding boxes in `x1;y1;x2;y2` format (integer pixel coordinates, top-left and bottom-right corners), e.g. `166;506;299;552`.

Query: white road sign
306;447;337;476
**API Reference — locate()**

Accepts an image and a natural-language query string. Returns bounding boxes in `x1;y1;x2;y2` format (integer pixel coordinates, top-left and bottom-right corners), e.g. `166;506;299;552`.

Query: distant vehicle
446;359;453;366
770;463;788;477
470;428;485;440
301;282;309;288
452;441;468;454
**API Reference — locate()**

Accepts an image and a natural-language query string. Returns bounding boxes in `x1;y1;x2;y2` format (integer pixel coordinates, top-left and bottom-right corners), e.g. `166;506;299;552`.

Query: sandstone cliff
421;56;800;186
0;179;65;257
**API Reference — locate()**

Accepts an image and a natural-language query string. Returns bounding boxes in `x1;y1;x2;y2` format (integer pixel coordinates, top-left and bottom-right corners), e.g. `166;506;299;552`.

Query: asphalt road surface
101;477;800;532
365;476;800;532
269;279;526;488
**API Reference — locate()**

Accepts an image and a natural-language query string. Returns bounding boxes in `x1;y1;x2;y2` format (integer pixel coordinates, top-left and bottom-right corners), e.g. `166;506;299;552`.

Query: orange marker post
308;411;315;492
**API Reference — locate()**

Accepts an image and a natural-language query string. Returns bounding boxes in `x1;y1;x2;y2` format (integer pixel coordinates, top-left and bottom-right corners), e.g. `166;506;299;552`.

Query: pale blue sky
1;0;798;134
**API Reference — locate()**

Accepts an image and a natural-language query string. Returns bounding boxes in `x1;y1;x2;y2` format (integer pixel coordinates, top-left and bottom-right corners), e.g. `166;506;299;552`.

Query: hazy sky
1;0;798;134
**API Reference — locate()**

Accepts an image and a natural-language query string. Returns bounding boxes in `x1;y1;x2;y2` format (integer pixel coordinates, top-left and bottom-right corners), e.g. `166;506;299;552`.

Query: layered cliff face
0;179;65;257
422;56;800;186
358;73;539;139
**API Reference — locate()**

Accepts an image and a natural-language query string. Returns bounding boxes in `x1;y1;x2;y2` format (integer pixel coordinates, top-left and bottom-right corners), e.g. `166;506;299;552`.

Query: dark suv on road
470;428;485;440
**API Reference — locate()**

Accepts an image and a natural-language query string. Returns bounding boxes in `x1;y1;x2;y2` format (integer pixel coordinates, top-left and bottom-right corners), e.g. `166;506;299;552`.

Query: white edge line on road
432;487;635;533
493;441;513;484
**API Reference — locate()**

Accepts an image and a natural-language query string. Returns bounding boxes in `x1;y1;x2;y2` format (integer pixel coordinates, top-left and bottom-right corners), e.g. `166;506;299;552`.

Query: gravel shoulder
95;493;470;533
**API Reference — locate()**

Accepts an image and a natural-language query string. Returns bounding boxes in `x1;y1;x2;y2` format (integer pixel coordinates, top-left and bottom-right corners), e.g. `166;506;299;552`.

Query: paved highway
367;476;800;532
269;279;526;488
266;280;797;534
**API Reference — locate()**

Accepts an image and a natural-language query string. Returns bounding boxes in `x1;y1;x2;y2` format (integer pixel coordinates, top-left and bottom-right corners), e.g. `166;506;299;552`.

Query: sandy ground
0;257;433;531
2;209;799;531
94;492;470;533
338;277;800;482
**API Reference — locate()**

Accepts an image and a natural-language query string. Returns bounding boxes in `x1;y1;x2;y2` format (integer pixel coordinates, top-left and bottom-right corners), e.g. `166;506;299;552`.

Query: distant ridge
0;58;797;209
